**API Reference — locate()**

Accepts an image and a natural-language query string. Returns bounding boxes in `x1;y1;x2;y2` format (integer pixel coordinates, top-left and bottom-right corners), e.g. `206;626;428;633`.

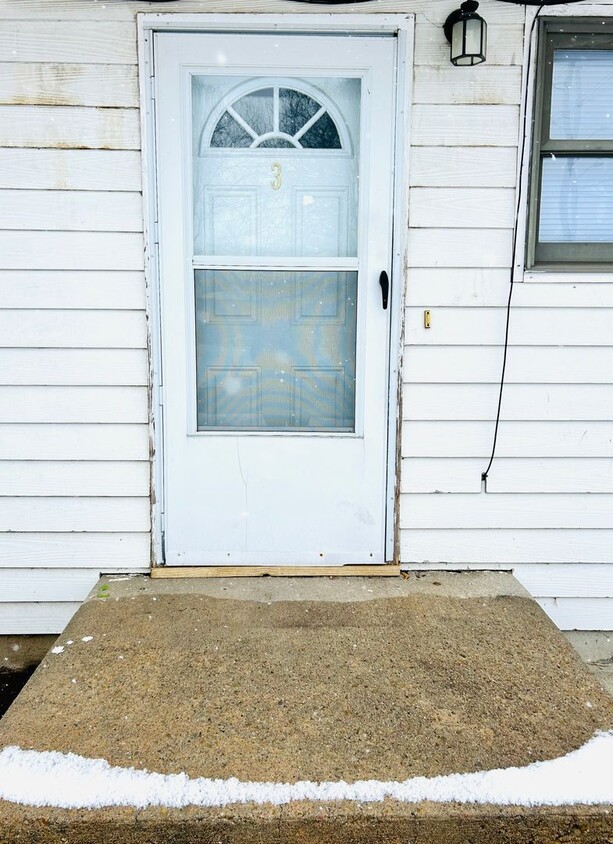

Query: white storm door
155;32;397;565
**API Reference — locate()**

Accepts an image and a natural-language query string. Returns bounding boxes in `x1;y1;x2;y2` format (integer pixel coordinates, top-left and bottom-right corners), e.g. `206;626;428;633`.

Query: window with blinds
528;22;613;267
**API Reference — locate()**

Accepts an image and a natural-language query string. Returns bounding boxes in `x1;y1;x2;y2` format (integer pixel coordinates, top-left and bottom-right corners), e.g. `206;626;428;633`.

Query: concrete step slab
0;572;611;843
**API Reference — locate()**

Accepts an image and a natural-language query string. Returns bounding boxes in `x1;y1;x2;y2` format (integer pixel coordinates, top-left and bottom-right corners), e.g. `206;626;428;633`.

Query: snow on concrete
0;731;611;810
49;647;64;655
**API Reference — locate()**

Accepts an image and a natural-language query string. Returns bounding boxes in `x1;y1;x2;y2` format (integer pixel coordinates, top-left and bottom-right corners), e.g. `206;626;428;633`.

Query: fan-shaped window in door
207;84;346;150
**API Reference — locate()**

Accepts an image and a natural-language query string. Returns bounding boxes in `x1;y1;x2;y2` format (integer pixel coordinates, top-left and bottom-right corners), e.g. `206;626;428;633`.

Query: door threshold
151;564;401;579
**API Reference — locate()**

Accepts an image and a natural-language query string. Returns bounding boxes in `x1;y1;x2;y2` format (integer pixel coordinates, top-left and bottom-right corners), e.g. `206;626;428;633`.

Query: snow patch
49;647;64;655
81;637;93;643
0;732;611;810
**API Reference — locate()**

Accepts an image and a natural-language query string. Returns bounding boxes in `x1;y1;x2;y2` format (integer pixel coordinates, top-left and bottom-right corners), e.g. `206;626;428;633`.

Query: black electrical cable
481;6;545;485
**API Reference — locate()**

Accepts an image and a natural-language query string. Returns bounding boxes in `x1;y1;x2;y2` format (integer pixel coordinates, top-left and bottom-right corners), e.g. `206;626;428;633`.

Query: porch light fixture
444;1;487;66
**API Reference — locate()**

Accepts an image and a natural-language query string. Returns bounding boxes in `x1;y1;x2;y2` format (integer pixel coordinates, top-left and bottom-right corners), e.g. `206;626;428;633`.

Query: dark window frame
528;20;613;269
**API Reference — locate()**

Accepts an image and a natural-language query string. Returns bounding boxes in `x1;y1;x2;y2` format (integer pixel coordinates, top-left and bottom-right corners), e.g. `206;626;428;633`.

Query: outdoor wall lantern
444;1;487;66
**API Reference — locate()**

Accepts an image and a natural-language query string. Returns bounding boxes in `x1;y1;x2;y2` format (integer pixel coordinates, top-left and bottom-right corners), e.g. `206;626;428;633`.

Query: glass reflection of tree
210;86;342;149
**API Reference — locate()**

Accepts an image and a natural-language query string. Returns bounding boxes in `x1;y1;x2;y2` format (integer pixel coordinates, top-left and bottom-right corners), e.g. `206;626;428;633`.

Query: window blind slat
551;50;613;140
539;156;613;243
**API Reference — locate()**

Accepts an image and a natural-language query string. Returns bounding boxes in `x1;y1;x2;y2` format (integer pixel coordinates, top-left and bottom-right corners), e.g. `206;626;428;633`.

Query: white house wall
403;0;613;632
0;0;611;632
0;1;151;634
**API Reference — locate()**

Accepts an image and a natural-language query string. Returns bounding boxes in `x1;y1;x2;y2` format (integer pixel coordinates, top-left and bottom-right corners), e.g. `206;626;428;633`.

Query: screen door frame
138;13;414;566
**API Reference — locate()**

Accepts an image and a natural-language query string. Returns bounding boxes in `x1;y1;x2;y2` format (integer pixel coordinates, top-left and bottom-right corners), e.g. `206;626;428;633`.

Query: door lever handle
379;270;390;310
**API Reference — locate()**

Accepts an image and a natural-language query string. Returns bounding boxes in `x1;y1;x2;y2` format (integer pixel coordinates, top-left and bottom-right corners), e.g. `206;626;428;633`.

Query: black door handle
379;270;390;310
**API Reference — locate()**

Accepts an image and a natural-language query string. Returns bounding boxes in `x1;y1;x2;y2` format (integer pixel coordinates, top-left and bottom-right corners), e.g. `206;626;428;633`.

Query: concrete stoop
0;572;611;843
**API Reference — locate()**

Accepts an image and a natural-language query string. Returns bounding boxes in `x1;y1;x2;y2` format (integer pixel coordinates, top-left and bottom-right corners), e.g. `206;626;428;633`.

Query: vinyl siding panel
400;1;613;631
0;603;82;635
0;387;148;423
0;149;142;191
0;64;139;107
0;534;150;568
403;384;613;421
535;600;613;632
401;458;613;494
0;462;149;497
0;105;140;149
0;425;149;461
0;191;143;231
404;346;613;384
0;349;148;385
0;272;146;310
0;2;148;634
400;531;613;565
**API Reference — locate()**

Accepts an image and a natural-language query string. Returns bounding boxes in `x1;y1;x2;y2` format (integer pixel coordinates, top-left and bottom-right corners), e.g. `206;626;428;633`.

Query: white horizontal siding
0;425;149;460
409;189;515;229
413;67;522;105
410;148;518;188
0;22;137;64
0;533;150;567
0;387;147;423
0;3;149;635
401;458;484;493
401;494;613;530
412;105;519;147
0;568;101;602
0;149;142;191
403;384;613;421
0;310;146;348
408;230;514;267
414;23;524;67
0;63;138;107
404;346;613;384
402;421;613;458
0;569;141;604
400;531;613;565
514;565;613;599
535;599;613;632
0;349;148;385
0;272;146;310
401;458;613;494
401;1;613;631
407;271;613;307
0;105;140;149
0;498;149;532
0;462;149;496
0;232;144;270
0;191;143;231
405;307;613;346
0;603;80;635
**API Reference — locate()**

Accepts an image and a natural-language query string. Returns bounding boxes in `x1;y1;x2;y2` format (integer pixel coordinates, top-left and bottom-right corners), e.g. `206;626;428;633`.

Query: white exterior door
155;31;397;565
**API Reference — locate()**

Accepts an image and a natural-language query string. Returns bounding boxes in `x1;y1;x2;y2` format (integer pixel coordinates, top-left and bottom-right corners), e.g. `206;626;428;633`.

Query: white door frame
138;13;414;566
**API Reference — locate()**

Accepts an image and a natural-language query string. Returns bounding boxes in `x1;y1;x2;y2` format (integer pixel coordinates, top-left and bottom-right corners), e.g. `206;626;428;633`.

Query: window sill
523;270;613;284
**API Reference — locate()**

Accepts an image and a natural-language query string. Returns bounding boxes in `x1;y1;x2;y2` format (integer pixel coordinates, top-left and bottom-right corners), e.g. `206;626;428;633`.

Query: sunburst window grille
208;86;343;150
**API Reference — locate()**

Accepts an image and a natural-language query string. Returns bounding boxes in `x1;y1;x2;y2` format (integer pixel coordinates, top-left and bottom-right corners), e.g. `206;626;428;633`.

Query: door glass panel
195;270;357;431
300;112;342;149
232;88;274;136
192;75;361;257
279;88;321;136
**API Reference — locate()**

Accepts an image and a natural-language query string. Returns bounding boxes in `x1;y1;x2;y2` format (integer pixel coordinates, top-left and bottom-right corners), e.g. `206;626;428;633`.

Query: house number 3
271;163;282;191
